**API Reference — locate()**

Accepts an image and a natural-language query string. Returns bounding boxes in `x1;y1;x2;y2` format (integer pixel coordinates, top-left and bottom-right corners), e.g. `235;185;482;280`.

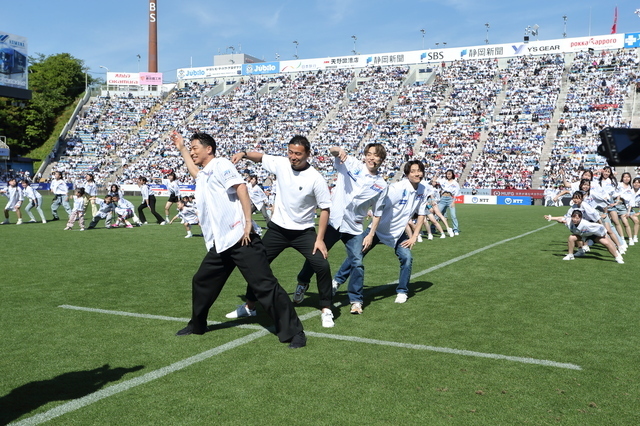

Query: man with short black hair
171;131;306;348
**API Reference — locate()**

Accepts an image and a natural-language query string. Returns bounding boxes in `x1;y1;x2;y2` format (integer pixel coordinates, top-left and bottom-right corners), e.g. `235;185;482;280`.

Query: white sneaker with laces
417;235;423;243
321;309;334;328
581;245;590;253
447;228;454;238
427;234;433;240
615;255;624;264
619;246;627;255
16;219;23;225
439;234;446;239
395;293;408;303
453;231;459;236
629;238;635;246
293;283;309;304
634;236;638;243
562;253;575;260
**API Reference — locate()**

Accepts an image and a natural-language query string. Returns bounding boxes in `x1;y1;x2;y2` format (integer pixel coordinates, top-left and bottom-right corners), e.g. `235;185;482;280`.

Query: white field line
9;329;270;426
13;223;566;425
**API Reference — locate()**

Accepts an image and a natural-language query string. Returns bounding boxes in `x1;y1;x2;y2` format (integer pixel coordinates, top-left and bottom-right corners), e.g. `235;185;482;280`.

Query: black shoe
51;217;59;221
176;326;194;336
288;331;307;349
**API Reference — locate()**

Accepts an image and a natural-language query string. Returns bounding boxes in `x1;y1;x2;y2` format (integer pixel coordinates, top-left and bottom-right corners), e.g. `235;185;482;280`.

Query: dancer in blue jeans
334;160;429;306
295;143;387;315
435;169;460;235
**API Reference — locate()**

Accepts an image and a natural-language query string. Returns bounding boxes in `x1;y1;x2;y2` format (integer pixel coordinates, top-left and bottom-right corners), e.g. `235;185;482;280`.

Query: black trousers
190;233;303;342
138;195;164;224
245;222;332;307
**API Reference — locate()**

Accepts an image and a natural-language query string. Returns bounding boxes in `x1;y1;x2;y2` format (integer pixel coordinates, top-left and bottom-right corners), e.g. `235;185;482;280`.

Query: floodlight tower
485;23;490;44
563;15;568;38
149;0;158;72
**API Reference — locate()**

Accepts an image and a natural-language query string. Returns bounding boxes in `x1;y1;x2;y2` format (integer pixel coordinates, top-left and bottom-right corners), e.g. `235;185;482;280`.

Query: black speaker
524;36;530;43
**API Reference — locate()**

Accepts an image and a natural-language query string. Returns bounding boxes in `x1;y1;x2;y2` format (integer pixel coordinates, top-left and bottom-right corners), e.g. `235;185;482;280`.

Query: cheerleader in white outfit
1;178;23;225
21;180;46;223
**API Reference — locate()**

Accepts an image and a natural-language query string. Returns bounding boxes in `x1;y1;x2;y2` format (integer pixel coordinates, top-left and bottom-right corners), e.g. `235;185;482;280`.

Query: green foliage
1;204;639;424
0;53;95;155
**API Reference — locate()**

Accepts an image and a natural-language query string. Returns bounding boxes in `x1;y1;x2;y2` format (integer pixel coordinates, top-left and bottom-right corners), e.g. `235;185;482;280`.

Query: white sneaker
42;220;47;224
427;234;433;240
440;234;446;239
16;219;23;225
574;249;585;257
562;254;575;260
615;255;624;264
350;302;363;315
619;246;627;255
417;235;423;243
331;279;341;296
629;238;635;246
634;236;638;243
395;293;408;303
454;231;459;236
581;245;590;253
225;304;257;319
447;228;454;237
28;219;37;223
1;219;9;225
293;283;309;304
321;309;334;328
184;234;192;238
160;221;167;225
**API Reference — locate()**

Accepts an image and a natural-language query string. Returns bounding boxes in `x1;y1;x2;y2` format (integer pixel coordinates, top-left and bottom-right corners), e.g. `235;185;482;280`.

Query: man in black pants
170;131;306;349
226;136;335;328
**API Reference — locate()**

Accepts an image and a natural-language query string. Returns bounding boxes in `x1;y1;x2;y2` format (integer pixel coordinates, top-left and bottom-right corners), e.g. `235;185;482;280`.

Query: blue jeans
438;195;459;232
297;225;364;296
335;229;413;303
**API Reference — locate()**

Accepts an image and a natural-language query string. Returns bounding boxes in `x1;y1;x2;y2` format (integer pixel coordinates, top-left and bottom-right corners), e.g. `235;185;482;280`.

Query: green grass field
1;204;639;425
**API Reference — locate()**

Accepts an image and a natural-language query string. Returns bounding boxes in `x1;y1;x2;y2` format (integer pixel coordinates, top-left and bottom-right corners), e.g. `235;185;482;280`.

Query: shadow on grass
0;363;144;425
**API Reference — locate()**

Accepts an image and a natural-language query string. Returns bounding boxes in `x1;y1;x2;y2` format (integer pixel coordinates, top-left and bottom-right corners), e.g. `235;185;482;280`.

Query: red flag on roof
611;6;618;34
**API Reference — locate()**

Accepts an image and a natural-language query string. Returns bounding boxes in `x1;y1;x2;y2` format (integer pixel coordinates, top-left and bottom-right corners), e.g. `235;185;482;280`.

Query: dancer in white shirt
1;178;23;225
21;180;46;223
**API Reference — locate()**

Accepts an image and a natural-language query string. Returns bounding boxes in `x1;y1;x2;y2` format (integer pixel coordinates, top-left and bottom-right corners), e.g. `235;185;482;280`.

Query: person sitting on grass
545;210;624;263
169;198;200;238
112;194;137;228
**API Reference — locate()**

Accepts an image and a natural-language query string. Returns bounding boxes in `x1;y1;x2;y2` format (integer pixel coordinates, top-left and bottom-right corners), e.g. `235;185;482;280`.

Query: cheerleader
545;210;623;263
64;188;88;230
137;176;165;225
169;198;199;238
163;172;181;222
1;177;23;225
21;180;46;223
434;169;460;235
82;173;99;218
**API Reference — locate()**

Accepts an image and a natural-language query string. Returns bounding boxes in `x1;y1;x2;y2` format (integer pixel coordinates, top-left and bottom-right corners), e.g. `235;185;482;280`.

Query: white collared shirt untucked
195;158;246;253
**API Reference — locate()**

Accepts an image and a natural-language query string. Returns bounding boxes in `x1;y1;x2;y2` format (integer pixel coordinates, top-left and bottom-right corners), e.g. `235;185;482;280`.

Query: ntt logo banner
497;196;531;205
242;62;279;75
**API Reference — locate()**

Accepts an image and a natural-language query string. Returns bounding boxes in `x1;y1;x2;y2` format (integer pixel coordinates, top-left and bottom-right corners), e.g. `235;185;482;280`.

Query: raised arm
171;132;200;179
231;151;264;165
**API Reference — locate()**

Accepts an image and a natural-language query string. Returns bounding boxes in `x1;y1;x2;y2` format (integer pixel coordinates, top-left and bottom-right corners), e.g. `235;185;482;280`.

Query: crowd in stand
36;48;640;194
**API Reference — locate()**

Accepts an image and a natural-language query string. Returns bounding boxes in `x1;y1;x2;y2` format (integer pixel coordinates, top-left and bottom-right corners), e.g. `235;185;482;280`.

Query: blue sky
1;0;638;82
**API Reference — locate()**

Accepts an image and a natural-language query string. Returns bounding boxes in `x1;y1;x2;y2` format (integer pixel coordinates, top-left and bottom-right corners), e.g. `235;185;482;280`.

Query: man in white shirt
336;160;428;304
295;143;388;315
50;171;71;221
171;131;306;349
227;135;335;328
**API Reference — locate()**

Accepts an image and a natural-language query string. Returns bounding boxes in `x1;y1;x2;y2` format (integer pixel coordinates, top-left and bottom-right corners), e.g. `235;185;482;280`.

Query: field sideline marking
13;223;564;425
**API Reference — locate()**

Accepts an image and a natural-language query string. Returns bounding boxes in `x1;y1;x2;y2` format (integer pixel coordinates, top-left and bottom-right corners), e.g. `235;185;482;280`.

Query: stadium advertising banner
0;31;28;89
242;62;279;75
624;32;640;48
280;58;325;73
497;196;532;205
107;72;165;86
463;195;497;205
492;189;544;198
140;72;163;85
177;65;242;80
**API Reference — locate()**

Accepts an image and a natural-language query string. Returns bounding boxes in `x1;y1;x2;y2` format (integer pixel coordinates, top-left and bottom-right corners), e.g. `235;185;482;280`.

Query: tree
0;53;94;155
